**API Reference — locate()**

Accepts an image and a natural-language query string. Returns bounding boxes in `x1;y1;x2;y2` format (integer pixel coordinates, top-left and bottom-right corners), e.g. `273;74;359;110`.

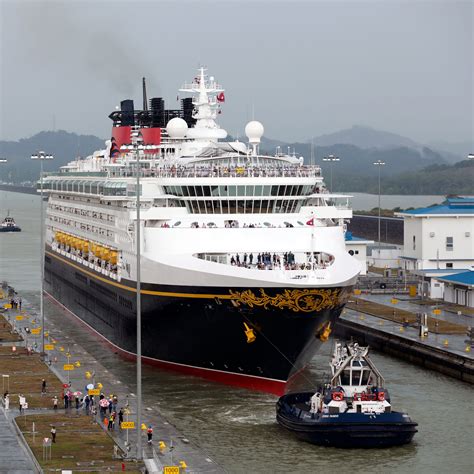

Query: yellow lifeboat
110;251;118;265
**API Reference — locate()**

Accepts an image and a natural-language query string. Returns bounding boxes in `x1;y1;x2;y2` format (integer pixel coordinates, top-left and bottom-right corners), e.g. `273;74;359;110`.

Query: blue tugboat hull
277;393;418;448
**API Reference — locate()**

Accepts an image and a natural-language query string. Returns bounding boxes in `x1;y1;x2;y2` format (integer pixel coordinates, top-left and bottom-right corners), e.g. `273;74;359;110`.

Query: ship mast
179;67;227;140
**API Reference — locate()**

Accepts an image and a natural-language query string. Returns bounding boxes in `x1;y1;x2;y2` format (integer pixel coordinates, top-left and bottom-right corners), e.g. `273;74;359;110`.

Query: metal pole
40;159;45;359
136;146;142;460
378;163;381;252
330;162;333;193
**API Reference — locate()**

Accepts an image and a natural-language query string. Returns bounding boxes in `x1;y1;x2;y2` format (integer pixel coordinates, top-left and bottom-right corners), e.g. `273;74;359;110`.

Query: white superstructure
42;68;361;292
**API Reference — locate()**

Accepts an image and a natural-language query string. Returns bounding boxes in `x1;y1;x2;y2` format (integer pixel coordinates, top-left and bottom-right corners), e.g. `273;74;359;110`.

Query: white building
396;198;474;272
436;271;474;308
345;234;373;275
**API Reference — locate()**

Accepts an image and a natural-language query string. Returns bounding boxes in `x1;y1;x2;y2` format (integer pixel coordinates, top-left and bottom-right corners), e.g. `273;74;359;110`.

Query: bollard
465;345;471;353
443;339;449;347
399;326;404;332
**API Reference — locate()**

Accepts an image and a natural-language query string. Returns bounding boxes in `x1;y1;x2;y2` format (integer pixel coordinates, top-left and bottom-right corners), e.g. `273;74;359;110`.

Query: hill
0;131;105;183
0;129;469;195
312;125;420;150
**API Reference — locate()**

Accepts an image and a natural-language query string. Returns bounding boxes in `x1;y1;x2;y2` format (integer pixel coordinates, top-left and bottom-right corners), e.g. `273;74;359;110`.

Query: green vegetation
336;159;474;194
18;413;142;472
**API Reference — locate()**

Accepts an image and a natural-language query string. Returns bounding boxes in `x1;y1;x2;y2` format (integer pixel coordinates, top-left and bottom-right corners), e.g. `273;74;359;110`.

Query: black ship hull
44;249;352;394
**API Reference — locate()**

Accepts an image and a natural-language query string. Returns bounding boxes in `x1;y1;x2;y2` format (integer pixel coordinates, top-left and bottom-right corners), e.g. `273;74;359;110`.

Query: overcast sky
0;0;472;144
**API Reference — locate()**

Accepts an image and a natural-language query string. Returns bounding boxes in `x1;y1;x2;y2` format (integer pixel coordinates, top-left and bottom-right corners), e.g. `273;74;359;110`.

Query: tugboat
0;212;21;232
276;342;418;448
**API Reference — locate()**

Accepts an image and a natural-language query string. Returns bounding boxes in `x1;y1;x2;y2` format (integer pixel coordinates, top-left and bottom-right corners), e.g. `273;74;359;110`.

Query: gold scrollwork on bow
229;288;343;313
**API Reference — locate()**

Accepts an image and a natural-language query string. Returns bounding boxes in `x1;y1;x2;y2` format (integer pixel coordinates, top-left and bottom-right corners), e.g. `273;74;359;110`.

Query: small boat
0;213;21;232
276;342;418;448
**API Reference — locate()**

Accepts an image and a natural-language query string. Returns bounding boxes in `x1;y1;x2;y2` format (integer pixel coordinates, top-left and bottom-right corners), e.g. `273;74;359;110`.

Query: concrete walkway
360;293;473;327
2;292;226;473
0;407;37;473
341;307;473;358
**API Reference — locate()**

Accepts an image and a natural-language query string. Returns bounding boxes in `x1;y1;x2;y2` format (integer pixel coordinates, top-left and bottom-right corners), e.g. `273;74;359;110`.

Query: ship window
351;370;361;385
246;185;254;196
173;221;181;227
219;185;228;197
341;370;350;385
361;370;370;385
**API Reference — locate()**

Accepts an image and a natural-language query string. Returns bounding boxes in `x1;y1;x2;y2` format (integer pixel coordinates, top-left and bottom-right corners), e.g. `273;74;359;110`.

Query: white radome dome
245;120;264;144
166;117;188;139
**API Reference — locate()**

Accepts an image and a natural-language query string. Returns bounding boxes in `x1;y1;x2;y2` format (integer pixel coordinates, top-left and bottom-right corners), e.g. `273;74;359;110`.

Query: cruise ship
42;68;361;395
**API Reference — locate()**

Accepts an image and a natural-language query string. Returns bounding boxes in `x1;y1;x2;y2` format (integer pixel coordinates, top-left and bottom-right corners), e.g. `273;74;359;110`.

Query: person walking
41;379;46;394
108;412;115;431
84;395;90;412
52;395;58;410
147;425;153;445
4;393;9;410
118;408;124;429
51;426;56;443
63;393;69;409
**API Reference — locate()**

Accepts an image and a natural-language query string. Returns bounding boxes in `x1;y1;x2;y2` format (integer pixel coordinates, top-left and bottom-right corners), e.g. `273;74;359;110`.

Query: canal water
1;191;473;473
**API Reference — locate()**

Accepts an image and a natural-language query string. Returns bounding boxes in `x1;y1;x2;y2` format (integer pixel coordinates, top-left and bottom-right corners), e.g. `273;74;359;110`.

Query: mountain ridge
0;127;467;188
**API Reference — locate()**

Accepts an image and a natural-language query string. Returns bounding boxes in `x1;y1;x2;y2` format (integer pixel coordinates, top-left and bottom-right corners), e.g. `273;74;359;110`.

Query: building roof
396;197;474;217
345;233;373;244
437;270;474;287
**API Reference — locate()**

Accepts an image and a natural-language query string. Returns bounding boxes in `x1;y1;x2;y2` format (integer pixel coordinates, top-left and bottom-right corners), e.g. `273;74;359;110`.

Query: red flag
217;92;225;103
306;218;314;226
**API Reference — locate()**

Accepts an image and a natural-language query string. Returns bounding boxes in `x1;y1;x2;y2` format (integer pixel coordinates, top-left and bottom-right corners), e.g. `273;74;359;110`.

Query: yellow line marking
46;250;233;300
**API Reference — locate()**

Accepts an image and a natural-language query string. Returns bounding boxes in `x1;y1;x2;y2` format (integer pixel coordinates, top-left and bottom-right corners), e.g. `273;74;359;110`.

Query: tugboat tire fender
332;392;344;401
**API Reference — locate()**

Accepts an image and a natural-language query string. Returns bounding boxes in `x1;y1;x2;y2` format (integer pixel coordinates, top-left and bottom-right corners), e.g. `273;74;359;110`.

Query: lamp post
121;133;145;460
322;154;340;192
0;159;7;193
373;160;386;256
31;151;54;358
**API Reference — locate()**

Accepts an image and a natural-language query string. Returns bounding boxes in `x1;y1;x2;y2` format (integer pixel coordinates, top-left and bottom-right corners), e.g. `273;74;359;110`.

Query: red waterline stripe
44;291;287;396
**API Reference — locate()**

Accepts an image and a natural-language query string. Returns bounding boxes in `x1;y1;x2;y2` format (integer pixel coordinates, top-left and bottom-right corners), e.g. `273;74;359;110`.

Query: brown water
1;191;473;473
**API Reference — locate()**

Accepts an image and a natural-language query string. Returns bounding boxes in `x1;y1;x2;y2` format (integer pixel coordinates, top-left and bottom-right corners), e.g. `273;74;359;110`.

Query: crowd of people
113;163;321;179
228;251;334;271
